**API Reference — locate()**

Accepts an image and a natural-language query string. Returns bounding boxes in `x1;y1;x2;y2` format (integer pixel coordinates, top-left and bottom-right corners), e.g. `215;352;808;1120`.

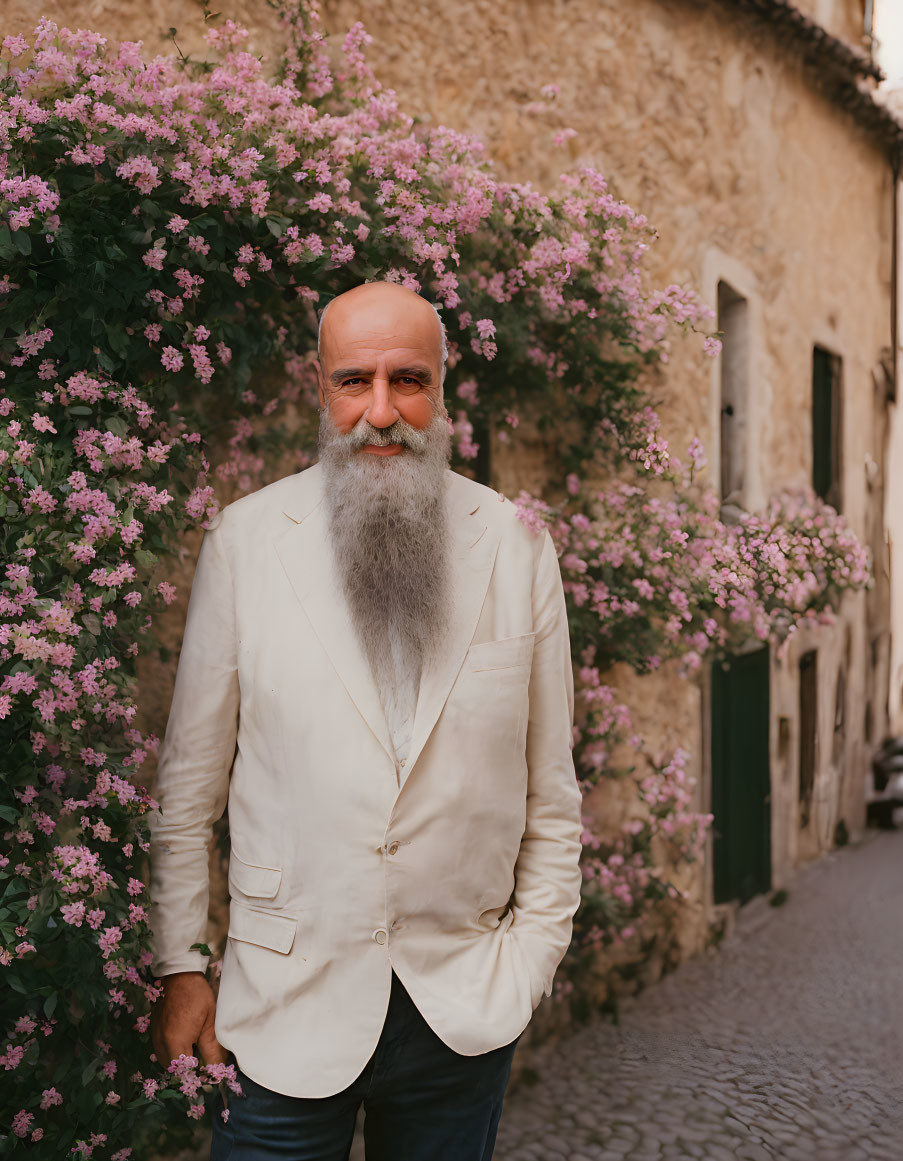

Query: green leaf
189;942;212;956
11;228;32;256
265;218;284;238
69;406;94;416
44;990;59;1018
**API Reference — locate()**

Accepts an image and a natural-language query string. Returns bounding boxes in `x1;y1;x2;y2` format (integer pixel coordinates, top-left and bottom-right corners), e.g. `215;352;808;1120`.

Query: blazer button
372;928;388;945
387;841;400;856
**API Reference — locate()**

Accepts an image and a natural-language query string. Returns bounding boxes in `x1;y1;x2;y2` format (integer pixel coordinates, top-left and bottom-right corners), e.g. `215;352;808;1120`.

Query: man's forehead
320;287;442;360
327;333;436;360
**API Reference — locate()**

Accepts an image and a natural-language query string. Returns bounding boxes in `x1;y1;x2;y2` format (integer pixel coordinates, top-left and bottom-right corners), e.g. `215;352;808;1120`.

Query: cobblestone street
492;829;903;1161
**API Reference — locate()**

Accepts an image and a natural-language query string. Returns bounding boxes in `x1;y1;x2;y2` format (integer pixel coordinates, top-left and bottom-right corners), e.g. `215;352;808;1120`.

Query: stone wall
316;0;894;899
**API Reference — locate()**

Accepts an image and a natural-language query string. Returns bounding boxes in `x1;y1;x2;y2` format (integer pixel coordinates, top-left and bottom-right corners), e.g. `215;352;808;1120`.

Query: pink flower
142;246;166;271
2;34;28;56
160;347;183;372
61;901;86;926
11;1109;32;1138
330;242;355;265
156;580;177;604
98;925;122;959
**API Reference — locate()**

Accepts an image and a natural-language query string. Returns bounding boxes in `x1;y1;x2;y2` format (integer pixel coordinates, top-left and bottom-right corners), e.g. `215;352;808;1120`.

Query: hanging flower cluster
513;456;870;957
517;474;870;678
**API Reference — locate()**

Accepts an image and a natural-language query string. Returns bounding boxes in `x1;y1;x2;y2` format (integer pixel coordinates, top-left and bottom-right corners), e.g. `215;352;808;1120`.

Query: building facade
321;0;902;958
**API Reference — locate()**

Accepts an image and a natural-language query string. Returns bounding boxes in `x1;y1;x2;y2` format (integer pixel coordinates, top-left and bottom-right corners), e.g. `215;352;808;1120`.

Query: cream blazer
149;462;583;1098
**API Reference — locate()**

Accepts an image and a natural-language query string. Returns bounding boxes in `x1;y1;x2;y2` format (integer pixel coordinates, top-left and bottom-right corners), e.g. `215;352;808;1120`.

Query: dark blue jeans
209;970;521;1160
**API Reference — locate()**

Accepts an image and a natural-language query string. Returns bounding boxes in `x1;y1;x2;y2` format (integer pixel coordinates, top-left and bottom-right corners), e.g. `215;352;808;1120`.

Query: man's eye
341;378;365;388
396;377;420;389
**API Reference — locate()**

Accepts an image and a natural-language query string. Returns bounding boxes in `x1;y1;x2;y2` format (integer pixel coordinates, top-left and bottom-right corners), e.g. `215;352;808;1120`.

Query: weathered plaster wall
313;0;894;897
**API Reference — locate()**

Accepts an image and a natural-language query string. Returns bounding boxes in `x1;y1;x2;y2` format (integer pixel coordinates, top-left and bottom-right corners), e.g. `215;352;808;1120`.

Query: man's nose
365;374;399;430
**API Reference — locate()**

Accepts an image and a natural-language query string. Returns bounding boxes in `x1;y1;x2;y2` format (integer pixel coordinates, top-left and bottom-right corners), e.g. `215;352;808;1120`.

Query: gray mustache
346;419;429;453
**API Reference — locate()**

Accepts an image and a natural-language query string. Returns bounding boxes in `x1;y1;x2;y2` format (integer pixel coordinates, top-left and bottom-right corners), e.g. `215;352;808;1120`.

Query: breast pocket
466;632;535;673
228;846;282;900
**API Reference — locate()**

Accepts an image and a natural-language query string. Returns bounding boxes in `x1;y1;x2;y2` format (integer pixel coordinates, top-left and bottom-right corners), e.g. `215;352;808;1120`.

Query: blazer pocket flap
228;902;297;955
468;632;536;672
230;849;282;898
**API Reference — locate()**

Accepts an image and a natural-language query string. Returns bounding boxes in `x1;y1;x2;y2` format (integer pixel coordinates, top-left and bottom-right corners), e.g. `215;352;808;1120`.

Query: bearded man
148;281;583;1161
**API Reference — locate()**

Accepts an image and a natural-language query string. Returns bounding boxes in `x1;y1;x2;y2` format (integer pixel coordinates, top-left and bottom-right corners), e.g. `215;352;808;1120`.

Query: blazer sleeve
148;513;239;976
509;526;584;1001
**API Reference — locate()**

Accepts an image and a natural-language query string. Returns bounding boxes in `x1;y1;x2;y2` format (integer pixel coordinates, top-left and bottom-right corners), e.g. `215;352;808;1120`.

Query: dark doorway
711;647;772;905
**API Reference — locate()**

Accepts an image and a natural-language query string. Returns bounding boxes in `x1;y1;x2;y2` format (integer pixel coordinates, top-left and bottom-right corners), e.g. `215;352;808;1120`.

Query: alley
492;830;903;1161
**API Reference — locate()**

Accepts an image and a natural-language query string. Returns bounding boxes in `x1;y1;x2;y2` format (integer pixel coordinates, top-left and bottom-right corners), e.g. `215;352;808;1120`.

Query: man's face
316;284;446;455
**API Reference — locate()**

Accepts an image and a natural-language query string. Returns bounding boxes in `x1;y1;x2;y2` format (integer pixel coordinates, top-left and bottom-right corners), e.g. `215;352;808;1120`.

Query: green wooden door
711;647;772;904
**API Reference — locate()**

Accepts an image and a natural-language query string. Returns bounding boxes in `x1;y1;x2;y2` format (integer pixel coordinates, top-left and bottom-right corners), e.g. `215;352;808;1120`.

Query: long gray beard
317;407;453;708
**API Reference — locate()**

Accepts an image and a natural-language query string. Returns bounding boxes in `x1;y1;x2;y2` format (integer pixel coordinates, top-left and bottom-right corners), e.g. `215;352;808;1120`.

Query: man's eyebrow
392;365;434;384
329;367;371;386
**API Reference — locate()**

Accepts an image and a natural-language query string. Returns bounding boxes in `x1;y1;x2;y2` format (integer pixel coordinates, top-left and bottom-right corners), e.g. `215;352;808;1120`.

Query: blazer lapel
403;479;499;782
272;463;500;781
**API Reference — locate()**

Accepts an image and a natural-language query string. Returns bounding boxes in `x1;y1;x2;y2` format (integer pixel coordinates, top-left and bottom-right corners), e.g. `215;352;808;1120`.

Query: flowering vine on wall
0;2;870;1154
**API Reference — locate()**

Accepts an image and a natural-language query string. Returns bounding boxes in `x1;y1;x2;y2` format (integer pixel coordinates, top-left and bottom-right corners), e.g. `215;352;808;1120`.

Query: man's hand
150;971;227;1069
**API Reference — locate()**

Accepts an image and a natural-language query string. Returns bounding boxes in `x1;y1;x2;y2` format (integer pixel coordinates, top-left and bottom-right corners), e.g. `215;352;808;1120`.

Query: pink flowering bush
513;455;870;962
0;0;869;1151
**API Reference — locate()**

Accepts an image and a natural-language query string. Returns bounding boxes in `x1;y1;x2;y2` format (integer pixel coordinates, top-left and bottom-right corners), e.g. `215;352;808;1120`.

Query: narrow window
812;346;843;510
717;281;749;506
799;650;818;829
